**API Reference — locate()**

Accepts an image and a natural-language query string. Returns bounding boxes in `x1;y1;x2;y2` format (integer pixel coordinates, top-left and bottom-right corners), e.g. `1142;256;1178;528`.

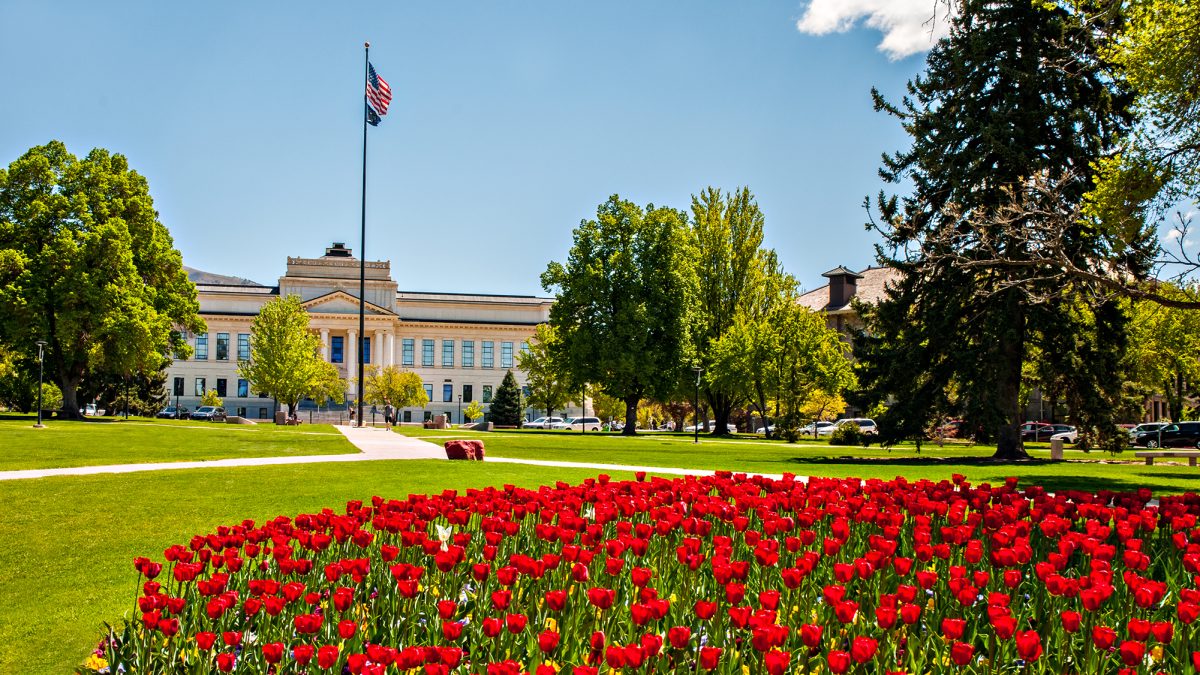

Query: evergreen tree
857;0;1138;458
489;370;523;426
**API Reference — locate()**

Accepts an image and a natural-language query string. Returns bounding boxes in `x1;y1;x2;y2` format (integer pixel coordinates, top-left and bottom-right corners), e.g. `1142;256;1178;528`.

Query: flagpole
357;41;369;428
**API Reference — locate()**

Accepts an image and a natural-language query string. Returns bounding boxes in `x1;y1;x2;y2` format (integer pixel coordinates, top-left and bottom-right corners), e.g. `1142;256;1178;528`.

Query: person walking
384;403;394;431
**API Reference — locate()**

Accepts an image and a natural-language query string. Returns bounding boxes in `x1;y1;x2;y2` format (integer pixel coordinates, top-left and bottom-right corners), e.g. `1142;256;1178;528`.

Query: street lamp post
34;340;47;428
693;366;703;445
457;394;462;425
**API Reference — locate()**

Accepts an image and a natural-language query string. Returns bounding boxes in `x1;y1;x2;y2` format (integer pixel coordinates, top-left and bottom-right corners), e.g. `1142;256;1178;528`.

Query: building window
483;385;493;403
237;379;249;398
422;339;435;367
462;384;473;403
195;333;208;360
216;378;227;398
442;340;454;368
521;341;530;357
195;377;206;396
259;407;268;419
403;410;411;423
173;377;184;396
402;338;414;366
443;383;453;402
237;334;250;361
462;340;475;368
331;336;344;364
501;342;514;368
522;385;531;399
216;333;230;361
482;341;494;369
423;383;433;402
361;337;371;365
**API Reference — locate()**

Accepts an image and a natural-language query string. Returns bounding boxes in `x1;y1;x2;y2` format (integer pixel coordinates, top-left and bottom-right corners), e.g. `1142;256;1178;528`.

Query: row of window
401;339;528;369
185;333;529;370
173;376;258;399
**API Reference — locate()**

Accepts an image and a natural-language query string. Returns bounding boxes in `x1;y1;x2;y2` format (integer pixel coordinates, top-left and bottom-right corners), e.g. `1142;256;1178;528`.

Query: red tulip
800;624;823;649
491;590;512;610
764;650;790;675
317;644;339;669
850;636;877;663
1128;618;1151;641
941;618;966;640
506;613;528;634
538;630;560;652
827;650;851;674
215;652;236;672
1015;630;1042;662
588;587;615;610
545;589;567;611
338;620;357;640
695;600;718;620
195;632;216;650
261;642;284;664
294;645;315;665
1094;625;1117;650
991;615;1017;640
443;621;465;641
668;626;691;648
1061;611;1081;633
950;641;974;666
1151;621;1174;643
1119;640;1145;666
699;647;722;670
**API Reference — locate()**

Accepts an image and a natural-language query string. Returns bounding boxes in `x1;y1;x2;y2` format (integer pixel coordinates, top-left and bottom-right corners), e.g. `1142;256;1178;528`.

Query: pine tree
489;370;524;426
856;0;1139;458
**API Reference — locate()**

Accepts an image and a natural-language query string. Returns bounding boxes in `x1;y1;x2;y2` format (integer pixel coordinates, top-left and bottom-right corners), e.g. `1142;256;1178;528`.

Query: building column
319;328;330;361
386;332;395;368
374;329;385;368
346;328;357;400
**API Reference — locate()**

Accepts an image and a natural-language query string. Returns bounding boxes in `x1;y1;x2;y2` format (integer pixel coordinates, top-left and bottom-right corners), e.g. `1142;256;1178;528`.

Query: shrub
829;422;864;446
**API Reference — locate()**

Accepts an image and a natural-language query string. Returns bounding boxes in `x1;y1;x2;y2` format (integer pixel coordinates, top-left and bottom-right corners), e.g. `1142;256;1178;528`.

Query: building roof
195;284;279;295
798;266;903;312
822;265;864;279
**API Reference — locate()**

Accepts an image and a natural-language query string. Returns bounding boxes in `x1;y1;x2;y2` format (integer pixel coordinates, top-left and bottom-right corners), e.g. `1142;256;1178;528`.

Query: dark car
190;406;226;422
1020;422;1056;442
156;406;189;420
1134;422;1200;449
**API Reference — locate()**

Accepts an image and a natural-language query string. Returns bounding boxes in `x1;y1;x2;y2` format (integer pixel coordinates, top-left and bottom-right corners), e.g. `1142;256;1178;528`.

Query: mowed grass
0;417;356;471
0;460;632;673
397;426;1200;495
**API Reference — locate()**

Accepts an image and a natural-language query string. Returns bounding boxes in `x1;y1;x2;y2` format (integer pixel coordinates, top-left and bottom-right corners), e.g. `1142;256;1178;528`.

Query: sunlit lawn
0;416;356;471
397;425;1200;495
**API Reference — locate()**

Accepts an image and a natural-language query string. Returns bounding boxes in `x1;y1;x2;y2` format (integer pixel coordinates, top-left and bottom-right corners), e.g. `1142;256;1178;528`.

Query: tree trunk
1168;370;1185;422
707;391;732;435
622;396;639;436
58;377;84;420
992;299;1030;460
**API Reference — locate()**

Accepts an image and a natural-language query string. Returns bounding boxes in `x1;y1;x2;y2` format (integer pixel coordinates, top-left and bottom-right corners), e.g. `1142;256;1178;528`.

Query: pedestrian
349;406;355;424
384;403;394;430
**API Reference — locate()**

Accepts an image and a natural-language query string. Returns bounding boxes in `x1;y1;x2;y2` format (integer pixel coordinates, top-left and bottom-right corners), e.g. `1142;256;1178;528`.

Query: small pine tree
489;370;523;426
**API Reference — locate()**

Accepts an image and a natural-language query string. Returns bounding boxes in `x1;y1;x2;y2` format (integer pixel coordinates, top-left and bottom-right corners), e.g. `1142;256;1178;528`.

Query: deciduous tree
542;196;693;435
0;142;204;418
362;365;426;409
238;295;338;416
518;324;570;424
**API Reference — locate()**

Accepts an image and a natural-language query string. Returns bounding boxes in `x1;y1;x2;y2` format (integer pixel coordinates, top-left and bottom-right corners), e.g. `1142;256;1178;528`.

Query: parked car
686;420;739;429
754;424;777;435
190;406;226;422
551;416;602;431
524;417;563;429
82;404;98;417
797;421;837;436
1049;428;1078;444
1134;422;1200;449
1128;422;1168;439
936;419;967;438
838;418;879;436
1020;422;1056;442
156;406;189;420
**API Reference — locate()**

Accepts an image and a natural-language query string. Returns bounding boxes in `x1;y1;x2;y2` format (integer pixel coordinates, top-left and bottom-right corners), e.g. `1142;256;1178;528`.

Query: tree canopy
0;141;203;418
541;195;693;435
362;365;427;410
237;295;343;415
518;323;571;421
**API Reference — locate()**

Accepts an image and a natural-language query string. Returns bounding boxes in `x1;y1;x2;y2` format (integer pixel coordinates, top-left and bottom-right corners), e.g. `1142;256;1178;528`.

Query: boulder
444;440;485;460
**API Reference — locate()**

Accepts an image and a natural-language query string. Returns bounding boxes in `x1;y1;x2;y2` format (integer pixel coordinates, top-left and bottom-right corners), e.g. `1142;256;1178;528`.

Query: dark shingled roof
798;266;903;312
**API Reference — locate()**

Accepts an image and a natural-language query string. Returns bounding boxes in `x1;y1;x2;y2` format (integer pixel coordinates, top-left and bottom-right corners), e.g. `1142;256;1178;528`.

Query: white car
1050;429;1079;443
551;417;602;431
683;421;738;433
800;421;837;436
524;417;563;429
838;418;879;435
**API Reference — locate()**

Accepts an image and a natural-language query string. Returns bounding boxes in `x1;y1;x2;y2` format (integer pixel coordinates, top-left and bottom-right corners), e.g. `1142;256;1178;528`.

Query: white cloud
796;0;955;60
1166;228;1183;241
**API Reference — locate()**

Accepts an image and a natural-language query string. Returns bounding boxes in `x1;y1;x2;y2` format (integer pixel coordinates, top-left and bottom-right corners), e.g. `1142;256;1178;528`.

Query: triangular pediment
302;290;394;316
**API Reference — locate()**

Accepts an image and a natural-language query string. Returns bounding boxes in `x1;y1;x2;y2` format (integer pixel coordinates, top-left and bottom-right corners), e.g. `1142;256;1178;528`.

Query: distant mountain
184;266;264;287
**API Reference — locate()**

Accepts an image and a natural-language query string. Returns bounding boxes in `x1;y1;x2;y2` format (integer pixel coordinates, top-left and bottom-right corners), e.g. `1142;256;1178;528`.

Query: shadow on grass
784;455;1059;467
1009;473;1197;495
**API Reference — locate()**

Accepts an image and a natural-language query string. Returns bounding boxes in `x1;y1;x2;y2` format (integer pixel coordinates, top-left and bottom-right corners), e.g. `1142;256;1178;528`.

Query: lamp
34;340;47;428
693;365;703;445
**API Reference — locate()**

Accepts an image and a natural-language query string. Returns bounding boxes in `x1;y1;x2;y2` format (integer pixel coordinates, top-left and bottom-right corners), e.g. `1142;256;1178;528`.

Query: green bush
829;422;865;446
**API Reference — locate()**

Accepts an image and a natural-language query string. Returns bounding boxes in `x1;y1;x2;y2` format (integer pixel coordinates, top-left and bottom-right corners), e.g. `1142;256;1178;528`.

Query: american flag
365;63;392;126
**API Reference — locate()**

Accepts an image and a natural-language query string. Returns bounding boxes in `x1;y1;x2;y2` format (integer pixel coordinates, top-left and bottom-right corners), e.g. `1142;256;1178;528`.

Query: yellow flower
1151;645;1164;662
83;654;108;671
546;617;559;632
742;665;752;675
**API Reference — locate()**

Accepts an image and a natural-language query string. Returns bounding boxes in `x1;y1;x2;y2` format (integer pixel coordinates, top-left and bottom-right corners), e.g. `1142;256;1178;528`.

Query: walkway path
0;425;759;482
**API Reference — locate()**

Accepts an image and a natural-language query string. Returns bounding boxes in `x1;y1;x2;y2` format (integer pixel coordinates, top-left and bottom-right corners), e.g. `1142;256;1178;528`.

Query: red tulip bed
85;472;1200;674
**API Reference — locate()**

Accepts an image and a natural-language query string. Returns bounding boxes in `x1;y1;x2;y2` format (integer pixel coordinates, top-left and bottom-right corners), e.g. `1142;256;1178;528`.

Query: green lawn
0;417;356;471
0;460;632;673
397;426;1200;495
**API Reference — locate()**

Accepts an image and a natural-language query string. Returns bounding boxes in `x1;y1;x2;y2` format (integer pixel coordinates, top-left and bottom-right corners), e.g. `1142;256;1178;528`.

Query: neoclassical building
166;243;554;422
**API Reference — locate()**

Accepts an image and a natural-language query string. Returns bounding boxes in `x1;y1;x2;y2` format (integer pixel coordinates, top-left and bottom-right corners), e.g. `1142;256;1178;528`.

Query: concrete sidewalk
0;425;444;481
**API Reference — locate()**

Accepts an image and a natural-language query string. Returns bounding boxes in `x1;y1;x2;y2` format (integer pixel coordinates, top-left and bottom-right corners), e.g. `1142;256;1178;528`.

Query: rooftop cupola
822;265;865;307
324;242;354;258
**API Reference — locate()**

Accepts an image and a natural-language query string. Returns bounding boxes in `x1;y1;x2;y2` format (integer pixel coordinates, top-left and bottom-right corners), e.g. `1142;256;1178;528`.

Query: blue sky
1;1;940;296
